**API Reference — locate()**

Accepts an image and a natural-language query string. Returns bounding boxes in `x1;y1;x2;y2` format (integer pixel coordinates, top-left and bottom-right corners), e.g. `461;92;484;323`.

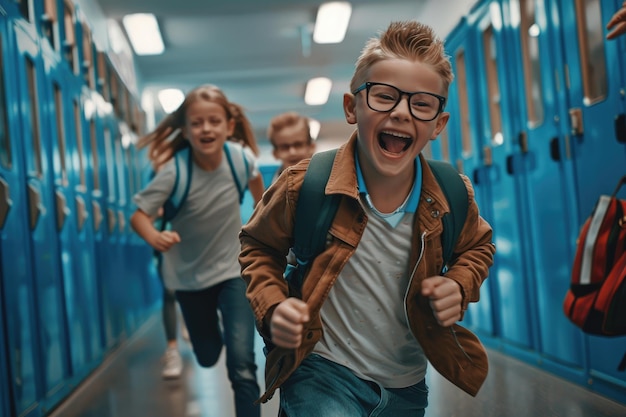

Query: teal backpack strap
162;146;193;223
286;149;340;292
224;141;250;203
427;160;468;271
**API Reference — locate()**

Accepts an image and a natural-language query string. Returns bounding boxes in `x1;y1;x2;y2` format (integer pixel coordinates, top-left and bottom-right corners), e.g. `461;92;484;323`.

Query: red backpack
563;176;626;368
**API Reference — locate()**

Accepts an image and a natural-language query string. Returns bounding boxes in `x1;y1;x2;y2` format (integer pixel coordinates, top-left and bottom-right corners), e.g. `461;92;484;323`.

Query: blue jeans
176;278;260;417
280;354;428;417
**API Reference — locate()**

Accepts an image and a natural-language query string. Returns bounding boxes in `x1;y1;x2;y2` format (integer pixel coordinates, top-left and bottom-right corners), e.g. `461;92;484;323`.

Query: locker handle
27;183;45;230
506;155;515;175
549;137;561;161
569;108;584;136
616;113;626;144
75;196;88;231
107;207;116;234
518;131;529;154
472;168;481;185
55;190;70;231
118;210;126;233
92;201;103;232
0;178;12;229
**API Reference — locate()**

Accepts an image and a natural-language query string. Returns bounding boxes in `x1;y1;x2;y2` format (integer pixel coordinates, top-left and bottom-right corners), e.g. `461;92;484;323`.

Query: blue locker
118;136;143;333
14;17;72;413
466;2;539;350
0;11;41;417
124;142;158;325
100;110;130;345
73;11;122;352
43;44;104;386
444;17;497;337
495;0;584;371
102;120;131;336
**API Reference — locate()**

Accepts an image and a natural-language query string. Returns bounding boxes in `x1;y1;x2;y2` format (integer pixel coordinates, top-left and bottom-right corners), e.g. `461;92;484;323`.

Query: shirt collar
355;150;422;226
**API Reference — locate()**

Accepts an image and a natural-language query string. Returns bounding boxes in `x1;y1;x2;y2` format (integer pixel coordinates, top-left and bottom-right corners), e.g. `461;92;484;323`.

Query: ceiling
95;0;478;151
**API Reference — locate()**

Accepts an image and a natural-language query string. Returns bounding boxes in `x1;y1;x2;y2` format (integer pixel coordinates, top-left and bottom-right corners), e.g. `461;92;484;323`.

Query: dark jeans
280;354;428;417
176;278;260;417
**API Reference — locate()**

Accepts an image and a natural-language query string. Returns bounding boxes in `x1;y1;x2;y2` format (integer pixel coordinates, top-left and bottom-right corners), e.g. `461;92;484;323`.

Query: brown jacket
240;134;495;403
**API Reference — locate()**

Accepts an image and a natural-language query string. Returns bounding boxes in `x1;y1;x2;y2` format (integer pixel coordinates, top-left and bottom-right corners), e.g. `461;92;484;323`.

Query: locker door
496;0;585;370
444;18;497;337
112;122;134;335
463;2;538;349
100;113;127;345
77;17;110;355
87;43;124;349
559;0;626;392
43;48;103;382
121;140;150;331
14;18;69;411
0;14;40;417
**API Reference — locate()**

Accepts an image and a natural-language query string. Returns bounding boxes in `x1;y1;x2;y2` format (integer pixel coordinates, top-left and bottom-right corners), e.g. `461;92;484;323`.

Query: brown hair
350;21;453;94
266;111;312;147
138;84;259;169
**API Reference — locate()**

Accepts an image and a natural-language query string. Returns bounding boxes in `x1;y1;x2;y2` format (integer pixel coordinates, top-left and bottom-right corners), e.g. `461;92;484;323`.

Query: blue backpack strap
224;141;250;203
162;146;193;223
427;159;468;271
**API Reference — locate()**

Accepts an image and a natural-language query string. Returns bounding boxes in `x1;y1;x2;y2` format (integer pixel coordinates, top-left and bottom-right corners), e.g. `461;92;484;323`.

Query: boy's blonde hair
350;21;453;94
138;84;259;170
267;111;312;147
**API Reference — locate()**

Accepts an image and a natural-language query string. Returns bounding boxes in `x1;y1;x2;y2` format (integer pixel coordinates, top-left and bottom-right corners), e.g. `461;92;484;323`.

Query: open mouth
199;137;216;144
378;131;413;154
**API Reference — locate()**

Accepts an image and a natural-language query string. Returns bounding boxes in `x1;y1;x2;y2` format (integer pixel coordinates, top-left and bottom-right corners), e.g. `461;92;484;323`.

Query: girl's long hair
138;84;259;170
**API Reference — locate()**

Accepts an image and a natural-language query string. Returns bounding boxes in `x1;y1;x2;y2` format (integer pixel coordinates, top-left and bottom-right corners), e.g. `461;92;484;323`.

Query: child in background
267;111;316;183
132;84;262;417
240;21;495;416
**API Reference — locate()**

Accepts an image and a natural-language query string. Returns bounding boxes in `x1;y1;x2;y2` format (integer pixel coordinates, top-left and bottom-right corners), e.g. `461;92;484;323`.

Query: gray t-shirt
314;204;427;388
133;149;258;290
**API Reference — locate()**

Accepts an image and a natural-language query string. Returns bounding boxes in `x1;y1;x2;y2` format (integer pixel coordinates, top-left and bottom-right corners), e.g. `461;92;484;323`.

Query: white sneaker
162;348;183;379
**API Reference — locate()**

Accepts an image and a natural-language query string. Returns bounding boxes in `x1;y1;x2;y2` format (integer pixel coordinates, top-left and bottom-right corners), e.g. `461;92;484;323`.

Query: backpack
284;148;469;293
160;141;250;225
563;176;626;346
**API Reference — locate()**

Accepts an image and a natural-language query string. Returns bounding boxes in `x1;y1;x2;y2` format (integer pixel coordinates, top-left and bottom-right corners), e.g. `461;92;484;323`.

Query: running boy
267;111;316;183
239;21;496;416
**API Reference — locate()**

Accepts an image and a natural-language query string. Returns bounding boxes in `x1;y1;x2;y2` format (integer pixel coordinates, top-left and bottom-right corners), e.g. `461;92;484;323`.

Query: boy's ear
431;112;450;140
343;93;357;125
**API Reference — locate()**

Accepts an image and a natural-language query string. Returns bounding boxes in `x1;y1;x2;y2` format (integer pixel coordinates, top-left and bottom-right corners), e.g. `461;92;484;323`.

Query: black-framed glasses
352;82;446;121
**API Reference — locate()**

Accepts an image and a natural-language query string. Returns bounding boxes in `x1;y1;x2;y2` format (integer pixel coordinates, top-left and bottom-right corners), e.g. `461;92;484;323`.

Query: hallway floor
48;314;626;417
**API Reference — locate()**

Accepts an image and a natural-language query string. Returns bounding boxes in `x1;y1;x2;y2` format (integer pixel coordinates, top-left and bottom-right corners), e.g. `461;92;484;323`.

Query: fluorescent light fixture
158;88;185;113
305;77;332;106
308;118;321;140
122;13;165;55
313;2;352;44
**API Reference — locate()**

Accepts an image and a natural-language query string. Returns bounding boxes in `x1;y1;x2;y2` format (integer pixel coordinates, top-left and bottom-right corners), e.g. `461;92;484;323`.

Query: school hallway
48;313;626;417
